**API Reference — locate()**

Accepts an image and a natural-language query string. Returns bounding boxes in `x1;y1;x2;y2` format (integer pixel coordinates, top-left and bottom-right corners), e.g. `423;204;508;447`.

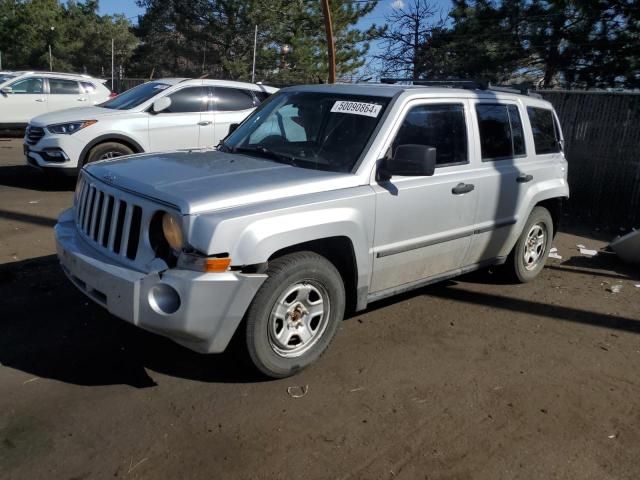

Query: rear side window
81;82;96;93
476;104;526;160
9;77;44;94
165;87;207;113
214;87;255;111
527;107;560;154
393;103;468;166
49;78;80;94
253;90;271;104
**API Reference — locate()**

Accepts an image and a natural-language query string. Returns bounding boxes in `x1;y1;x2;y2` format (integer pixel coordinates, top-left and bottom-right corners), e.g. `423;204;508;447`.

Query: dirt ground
1;137;639;480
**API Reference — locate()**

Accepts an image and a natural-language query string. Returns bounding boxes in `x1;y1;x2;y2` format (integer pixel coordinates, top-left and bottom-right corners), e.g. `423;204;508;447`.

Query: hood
85;150;361;214
29;106;126;126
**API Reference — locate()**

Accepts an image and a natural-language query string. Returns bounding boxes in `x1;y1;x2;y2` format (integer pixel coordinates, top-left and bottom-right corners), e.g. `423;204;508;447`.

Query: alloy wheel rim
99;151;123;160
268;280;330;358
523;223;547;271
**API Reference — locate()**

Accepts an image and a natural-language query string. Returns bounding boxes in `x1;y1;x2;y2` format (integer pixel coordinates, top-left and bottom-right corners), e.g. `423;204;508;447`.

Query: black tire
84;142;134;166
507;206;554;283
245;251;345;378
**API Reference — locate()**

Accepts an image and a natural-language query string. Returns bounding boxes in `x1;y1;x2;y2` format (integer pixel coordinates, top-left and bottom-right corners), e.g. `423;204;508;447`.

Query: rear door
147;85;208;151
464;101;532;265
1;76;47;124
211;87;257;146
47;78;85;112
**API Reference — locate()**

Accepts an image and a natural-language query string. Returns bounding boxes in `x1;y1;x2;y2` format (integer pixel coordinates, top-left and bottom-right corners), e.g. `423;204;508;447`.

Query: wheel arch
79;134;144;166
265;236;360;314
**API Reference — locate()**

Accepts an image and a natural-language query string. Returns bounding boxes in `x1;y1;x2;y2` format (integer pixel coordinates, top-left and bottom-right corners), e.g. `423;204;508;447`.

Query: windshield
221;91;390;172
0;73;16;85
100;81;170;110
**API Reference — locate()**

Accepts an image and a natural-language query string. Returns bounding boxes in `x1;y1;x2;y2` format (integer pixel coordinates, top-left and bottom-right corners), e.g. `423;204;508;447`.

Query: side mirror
379;144;437;180
1;86;13;94
152;96;171;113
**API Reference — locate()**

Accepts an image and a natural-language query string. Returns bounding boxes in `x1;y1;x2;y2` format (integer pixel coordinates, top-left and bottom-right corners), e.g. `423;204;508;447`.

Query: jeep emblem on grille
103;173;117;184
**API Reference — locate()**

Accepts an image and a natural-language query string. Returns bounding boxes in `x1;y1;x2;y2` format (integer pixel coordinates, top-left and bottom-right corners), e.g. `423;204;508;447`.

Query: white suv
24;78;278;174
0;71;111;129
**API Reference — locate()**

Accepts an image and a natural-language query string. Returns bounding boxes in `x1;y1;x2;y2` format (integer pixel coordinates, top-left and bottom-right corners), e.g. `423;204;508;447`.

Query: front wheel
84;142;134;166
244;251;345;378
507;206;554;283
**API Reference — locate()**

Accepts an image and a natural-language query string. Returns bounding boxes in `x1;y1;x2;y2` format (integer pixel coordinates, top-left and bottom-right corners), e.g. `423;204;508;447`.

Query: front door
370;100;478;294
1;76;47;125
148;85;207;152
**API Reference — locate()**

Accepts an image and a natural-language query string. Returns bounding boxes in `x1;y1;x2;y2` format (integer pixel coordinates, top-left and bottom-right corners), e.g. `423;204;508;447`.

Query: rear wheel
244;251;345;378
84;142;133;166
507;206;553;283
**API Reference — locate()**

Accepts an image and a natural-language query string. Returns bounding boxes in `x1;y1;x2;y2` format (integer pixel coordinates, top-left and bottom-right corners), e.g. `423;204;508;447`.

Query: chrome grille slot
26;126;45;145
74;176;144;261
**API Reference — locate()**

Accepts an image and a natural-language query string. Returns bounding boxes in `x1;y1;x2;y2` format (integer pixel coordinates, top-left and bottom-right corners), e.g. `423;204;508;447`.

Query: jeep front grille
26;125;45;145
75;175;143;260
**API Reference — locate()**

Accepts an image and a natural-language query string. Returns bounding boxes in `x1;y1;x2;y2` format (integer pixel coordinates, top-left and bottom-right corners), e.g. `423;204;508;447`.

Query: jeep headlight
47;120;97;135
162;213;184;251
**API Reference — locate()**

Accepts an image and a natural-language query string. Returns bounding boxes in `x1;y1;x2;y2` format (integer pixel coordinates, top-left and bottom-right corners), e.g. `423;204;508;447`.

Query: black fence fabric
540;91;640;227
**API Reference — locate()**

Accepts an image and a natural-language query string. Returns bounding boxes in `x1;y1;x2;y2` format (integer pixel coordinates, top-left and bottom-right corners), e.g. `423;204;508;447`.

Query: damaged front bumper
55;209;267;353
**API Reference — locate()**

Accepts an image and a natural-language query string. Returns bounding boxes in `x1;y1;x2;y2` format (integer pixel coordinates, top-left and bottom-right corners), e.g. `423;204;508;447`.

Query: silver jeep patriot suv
55;83;569;377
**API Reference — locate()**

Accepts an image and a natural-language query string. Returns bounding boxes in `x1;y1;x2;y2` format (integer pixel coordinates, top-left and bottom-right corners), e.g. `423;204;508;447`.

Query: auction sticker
331;100;382;118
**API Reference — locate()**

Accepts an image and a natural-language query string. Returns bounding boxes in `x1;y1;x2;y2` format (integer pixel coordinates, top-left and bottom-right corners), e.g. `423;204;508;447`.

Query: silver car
55;83;569;377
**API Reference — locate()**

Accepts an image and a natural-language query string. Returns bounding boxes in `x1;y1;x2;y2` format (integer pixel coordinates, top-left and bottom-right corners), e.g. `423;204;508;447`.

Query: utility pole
111;38;115;92
251;25;258;83
321;0;336;83
48;44;52;71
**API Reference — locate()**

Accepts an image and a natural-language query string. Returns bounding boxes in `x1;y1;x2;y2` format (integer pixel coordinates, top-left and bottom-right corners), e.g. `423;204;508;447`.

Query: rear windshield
100;81;170;110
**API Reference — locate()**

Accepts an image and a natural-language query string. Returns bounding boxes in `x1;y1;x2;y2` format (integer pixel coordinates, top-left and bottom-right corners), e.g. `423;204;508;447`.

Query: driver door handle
198;121;212;126
452;183;475;195
517;174;534;183
35;98;46;102
77;97;88;102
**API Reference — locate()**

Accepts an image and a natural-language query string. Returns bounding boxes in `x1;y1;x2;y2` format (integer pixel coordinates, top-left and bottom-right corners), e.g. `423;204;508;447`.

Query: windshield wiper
233;145;299;166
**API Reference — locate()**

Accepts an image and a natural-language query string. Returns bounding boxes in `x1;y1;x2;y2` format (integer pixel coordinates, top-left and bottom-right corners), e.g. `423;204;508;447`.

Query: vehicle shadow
0;165;76;192
0;255;265;389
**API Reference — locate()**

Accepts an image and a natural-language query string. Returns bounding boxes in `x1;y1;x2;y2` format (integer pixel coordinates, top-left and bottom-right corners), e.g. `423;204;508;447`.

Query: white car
24;78;278;174
0;71;111;129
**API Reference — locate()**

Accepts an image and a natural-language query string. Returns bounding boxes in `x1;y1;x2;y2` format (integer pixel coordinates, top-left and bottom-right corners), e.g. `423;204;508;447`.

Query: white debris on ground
577;244;598;256
607;285;623;294
549;247;563;260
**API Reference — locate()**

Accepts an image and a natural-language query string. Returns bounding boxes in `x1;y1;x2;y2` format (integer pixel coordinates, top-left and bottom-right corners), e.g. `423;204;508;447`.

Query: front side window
214;87;256;111
49;78;80;94
9;77;44;94
476;104;526;160
165;87;207;113
221;91;390;172
392;103;468;167
527;107;560;154
100;81;170;110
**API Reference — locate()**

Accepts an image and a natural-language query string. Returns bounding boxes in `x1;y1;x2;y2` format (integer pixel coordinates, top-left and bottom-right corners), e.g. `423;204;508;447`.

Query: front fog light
148;283;181;315
162;213;184;250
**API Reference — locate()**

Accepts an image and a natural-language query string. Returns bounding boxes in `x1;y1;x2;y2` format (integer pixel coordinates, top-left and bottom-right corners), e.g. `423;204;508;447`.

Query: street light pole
251;25;258;83
48;44;52;71
111;38;115;92
321;0;336;83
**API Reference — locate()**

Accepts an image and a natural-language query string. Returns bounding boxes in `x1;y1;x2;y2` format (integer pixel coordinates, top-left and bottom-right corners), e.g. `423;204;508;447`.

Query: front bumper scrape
55;208;267;353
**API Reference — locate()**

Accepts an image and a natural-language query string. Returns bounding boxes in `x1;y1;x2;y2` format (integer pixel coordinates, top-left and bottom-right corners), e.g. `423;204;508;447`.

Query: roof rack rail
379;78;538;96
